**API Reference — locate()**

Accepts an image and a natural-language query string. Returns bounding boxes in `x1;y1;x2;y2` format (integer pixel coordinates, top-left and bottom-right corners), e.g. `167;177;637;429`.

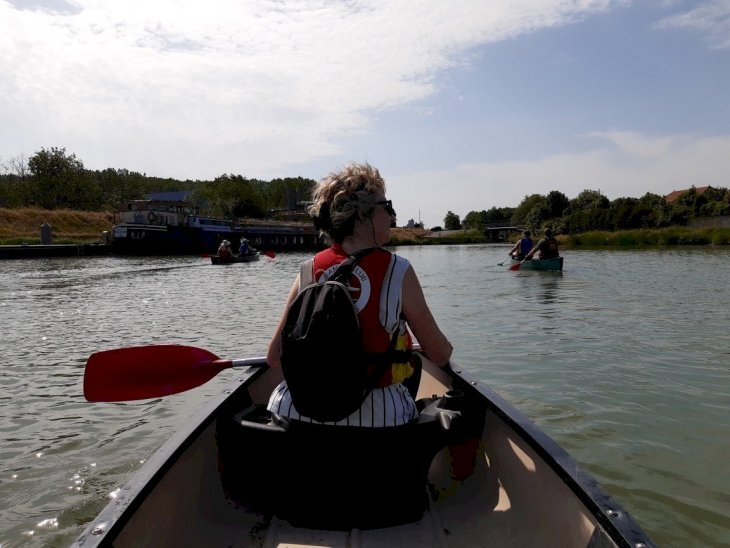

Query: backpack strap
329;247;375;283
301;248;375;289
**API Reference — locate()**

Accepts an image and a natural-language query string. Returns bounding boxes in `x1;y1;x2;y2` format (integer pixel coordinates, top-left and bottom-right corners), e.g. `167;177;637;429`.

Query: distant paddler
507;230;533;261
525;228;560;261
217;240;233;260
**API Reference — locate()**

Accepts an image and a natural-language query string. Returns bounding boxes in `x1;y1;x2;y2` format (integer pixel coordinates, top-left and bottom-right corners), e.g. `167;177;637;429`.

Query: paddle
262;250;276;259
510;258;527;271
497;253;513;266
83;345;266;402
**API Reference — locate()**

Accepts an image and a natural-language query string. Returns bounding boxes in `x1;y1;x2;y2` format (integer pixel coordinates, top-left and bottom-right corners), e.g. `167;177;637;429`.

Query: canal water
0;245;728;547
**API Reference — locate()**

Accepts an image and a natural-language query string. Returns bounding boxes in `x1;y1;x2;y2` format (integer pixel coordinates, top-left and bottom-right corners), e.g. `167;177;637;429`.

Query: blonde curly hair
309;162;386;243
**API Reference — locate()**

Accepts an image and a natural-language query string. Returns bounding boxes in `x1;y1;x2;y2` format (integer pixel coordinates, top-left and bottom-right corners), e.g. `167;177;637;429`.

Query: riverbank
3;207;729;247
389;226;730;247
562;226;730;247
0;207;112;244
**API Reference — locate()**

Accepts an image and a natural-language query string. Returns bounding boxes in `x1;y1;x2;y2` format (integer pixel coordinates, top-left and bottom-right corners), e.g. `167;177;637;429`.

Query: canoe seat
216;393;471;530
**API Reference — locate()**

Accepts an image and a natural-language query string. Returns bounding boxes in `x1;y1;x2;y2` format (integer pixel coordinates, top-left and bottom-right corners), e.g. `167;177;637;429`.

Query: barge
110;200;322;255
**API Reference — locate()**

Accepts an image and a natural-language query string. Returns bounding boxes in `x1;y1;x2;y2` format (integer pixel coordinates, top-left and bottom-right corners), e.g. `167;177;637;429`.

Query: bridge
483;223;525;242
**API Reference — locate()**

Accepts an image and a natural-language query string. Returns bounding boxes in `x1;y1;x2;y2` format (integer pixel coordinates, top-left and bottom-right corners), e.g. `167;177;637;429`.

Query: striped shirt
267;381;418;427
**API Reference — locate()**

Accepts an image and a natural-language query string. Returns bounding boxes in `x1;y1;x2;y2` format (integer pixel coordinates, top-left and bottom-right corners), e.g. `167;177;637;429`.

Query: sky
1;1;729;228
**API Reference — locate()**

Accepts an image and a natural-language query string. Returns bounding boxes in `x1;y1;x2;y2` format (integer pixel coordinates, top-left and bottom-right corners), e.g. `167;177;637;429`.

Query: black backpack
280;249;394;422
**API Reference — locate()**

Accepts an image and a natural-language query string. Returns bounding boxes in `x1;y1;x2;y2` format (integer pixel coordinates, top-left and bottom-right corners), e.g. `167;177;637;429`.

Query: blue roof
146;191;192;202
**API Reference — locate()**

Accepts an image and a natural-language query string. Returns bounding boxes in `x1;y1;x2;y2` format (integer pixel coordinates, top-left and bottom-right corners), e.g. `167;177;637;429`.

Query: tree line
0;147;316;219
441;187;730;234
3;147;729;233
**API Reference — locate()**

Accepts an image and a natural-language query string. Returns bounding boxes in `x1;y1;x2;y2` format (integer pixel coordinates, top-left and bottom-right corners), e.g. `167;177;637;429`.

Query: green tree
484;206;514;224
524;203;551;230
545;190;569;219
0;155;29;207
27;147;97;209
606;197;635;229
194;174;266;218
511;194;546;226
564;189;609;216
444;211;461;230
462;210;488;230
698;188;730;217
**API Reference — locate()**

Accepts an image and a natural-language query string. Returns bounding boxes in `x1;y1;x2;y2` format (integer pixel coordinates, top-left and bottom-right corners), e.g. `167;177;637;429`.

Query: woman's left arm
266;276;301;368
401;265;453;367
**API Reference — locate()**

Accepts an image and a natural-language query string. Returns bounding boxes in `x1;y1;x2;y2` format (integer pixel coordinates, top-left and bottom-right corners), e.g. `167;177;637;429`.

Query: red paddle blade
263;250;276;259
509;262;522;271
83;345;232;402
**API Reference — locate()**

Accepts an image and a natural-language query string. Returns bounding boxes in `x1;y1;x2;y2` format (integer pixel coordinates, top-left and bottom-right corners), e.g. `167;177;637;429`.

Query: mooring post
40;221;53;245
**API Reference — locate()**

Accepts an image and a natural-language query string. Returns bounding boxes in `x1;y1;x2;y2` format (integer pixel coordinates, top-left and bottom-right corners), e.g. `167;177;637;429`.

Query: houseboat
110;200;322;255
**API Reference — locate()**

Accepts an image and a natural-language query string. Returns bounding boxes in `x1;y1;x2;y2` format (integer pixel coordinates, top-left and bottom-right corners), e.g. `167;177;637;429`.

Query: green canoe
509;256;563;271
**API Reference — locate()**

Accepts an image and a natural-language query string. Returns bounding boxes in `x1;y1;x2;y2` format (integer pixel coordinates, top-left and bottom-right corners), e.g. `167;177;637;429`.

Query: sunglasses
374;200;396;218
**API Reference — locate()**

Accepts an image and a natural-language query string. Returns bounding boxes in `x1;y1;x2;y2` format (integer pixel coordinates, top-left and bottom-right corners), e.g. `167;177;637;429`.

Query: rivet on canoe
91;523;106;535
471;381;478;386
606;509;620;517
635;543;647;548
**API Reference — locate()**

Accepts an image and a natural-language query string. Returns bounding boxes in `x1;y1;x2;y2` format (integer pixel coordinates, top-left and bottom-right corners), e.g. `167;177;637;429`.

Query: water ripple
0;248;728;546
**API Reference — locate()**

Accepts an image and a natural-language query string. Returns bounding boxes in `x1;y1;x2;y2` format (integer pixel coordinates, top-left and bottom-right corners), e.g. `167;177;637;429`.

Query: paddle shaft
498;252;512;266
225;357;266;368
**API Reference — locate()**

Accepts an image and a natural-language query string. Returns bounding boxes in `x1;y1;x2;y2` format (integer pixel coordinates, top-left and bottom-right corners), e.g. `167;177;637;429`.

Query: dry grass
0;207;114;243
390;227;431;241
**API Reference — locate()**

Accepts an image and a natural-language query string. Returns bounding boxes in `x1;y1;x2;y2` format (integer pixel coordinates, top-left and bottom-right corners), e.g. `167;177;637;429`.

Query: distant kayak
211;252;260;265
509;256;563;271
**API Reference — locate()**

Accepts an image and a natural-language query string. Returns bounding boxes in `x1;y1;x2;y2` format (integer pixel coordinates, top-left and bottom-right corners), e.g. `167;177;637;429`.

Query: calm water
0;246;728;547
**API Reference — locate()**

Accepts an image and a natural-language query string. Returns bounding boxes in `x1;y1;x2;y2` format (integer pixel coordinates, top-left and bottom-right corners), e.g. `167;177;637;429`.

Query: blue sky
1;1;729;228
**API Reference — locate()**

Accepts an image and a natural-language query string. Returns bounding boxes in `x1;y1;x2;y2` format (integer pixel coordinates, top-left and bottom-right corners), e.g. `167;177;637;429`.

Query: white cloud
388;132;730;227
655;0;730;49
0;0;627;178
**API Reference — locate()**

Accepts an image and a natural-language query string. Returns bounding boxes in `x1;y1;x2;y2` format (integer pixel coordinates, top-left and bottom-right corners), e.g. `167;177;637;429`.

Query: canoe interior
75;355;653;548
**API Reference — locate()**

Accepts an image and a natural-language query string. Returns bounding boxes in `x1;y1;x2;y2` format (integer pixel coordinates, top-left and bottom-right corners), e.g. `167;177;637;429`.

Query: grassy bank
0;207;113;245
3;207;729;247
563;227;730;247
390;226;730;247
389;228;488;245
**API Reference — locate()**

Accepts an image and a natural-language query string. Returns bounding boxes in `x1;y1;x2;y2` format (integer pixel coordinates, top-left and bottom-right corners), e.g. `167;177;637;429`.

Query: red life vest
311;244;413;387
